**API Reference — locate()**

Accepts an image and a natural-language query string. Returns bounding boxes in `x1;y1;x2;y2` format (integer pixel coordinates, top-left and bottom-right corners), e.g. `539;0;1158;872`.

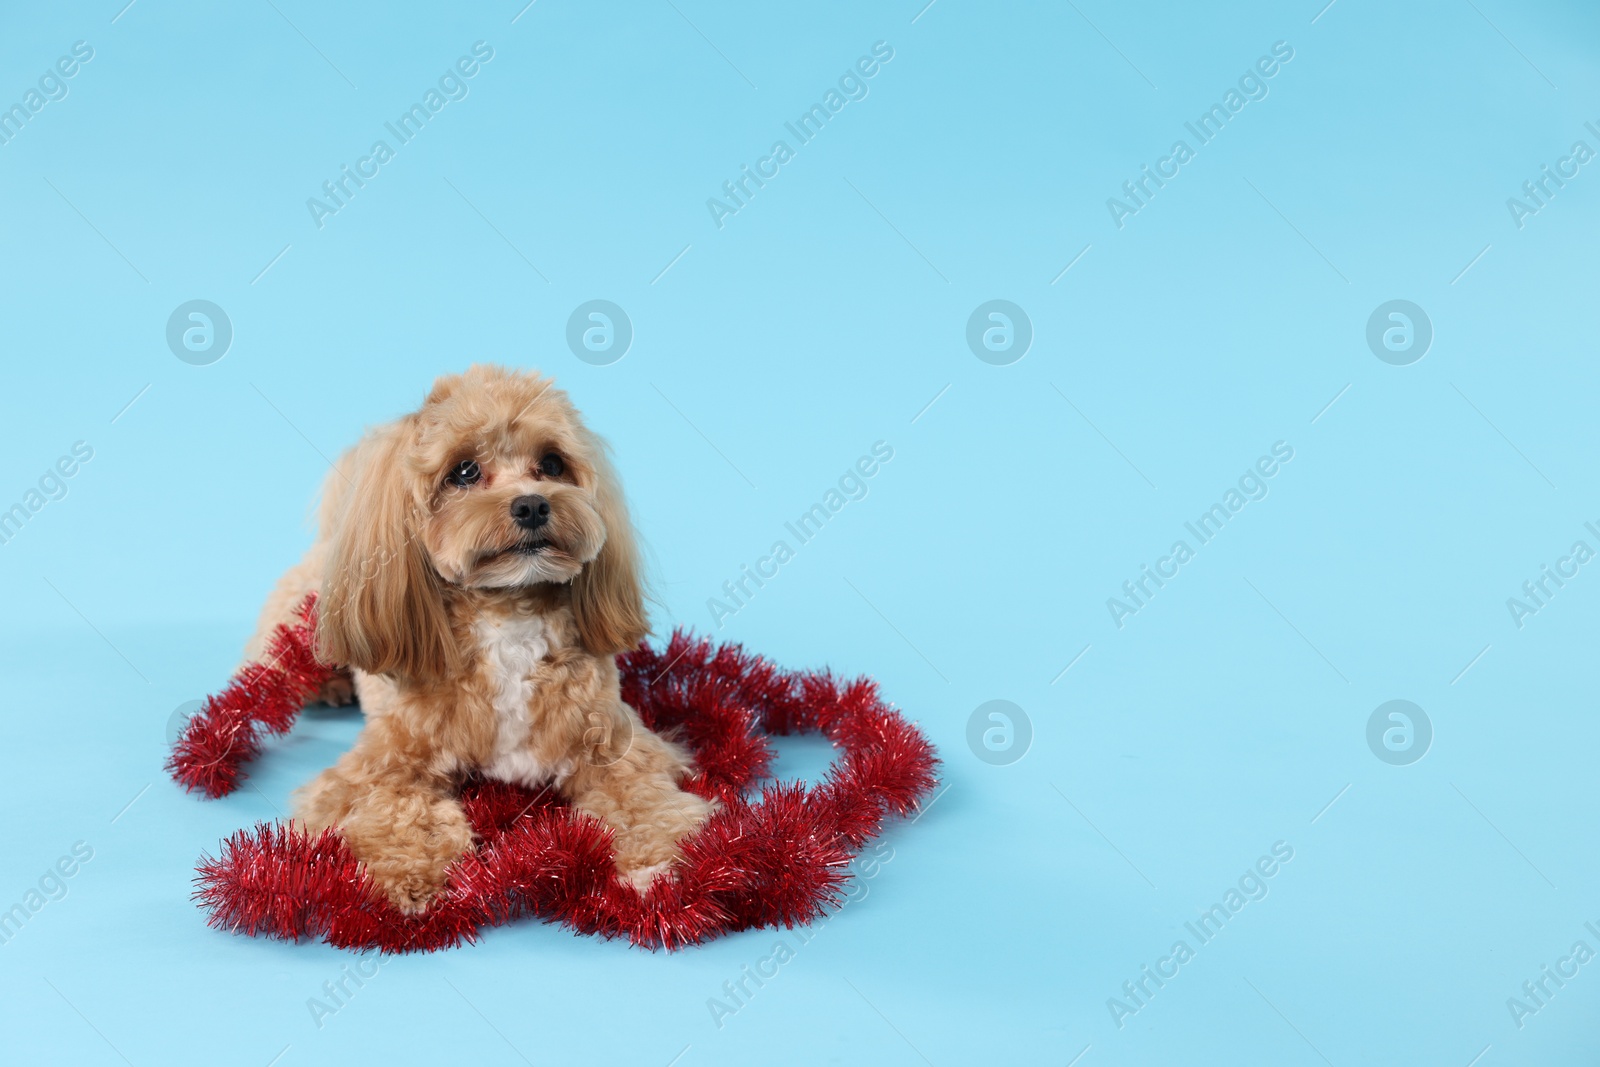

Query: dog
243;364;714;913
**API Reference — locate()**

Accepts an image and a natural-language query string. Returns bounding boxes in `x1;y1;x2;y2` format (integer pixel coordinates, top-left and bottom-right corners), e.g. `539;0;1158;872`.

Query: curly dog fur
245;365;713;912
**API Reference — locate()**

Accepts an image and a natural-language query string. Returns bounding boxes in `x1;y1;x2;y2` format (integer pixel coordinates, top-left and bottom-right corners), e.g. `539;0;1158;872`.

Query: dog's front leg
292;716;472;914
562;704;715;891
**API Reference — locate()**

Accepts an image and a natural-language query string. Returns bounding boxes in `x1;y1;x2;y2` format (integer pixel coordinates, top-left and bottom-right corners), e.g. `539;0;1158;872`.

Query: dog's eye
538;454;565;478
447;460;481;488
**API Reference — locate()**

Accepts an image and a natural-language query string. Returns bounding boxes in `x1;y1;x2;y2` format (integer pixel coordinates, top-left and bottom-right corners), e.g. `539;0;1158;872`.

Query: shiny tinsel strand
180;602;940;952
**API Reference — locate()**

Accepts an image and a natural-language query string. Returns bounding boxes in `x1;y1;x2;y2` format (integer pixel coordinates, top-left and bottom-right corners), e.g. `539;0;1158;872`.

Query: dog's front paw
612;792;716;892
386;871;449;914
317;670;356;707
366;850;463;914
618;859;673;893
349;800;476;915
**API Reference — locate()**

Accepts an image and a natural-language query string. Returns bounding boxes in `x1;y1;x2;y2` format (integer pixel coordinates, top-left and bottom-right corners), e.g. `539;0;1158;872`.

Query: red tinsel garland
171;594;940;952
166;596;332;799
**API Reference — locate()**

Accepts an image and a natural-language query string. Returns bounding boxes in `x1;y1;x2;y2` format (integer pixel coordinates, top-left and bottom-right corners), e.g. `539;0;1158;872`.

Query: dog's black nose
510;494;551;530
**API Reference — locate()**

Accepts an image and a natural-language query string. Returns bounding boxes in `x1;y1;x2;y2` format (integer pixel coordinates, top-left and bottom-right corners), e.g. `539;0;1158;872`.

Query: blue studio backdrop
2;1;1599;1064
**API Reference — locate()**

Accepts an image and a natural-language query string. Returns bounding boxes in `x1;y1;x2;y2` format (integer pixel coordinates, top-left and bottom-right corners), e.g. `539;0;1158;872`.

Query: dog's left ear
316;417;458;683
571;436;648;656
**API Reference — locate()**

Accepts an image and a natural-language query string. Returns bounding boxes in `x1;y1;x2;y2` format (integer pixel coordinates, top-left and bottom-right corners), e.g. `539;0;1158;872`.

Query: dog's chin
464;540;583;589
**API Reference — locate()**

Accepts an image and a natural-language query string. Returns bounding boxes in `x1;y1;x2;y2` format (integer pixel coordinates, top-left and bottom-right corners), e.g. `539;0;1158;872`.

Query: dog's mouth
460;536;580;589
485;538;555;562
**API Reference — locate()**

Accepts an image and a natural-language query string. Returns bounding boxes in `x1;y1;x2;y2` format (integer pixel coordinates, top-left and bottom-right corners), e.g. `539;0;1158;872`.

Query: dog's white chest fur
474;613;574;789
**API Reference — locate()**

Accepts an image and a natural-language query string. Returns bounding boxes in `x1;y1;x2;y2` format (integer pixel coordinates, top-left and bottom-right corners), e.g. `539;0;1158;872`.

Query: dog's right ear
316;419;456;683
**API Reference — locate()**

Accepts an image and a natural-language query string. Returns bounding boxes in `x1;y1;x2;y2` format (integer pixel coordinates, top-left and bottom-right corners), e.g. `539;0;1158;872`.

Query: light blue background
2;1;1599;1064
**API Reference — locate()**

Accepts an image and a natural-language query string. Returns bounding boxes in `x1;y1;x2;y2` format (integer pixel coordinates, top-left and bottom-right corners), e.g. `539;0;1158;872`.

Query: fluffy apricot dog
244;365;713;912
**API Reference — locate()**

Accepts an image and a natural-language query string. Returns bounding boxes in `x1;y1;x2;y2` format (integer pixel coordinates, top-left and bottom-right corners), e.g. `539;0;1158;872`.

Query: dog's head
316;364;646;681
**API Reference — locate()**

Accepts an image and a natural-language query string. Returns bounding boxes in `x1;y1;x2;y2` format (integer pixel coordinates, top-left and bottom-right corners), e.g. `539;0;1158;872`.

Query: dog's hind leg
241;455;358;706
